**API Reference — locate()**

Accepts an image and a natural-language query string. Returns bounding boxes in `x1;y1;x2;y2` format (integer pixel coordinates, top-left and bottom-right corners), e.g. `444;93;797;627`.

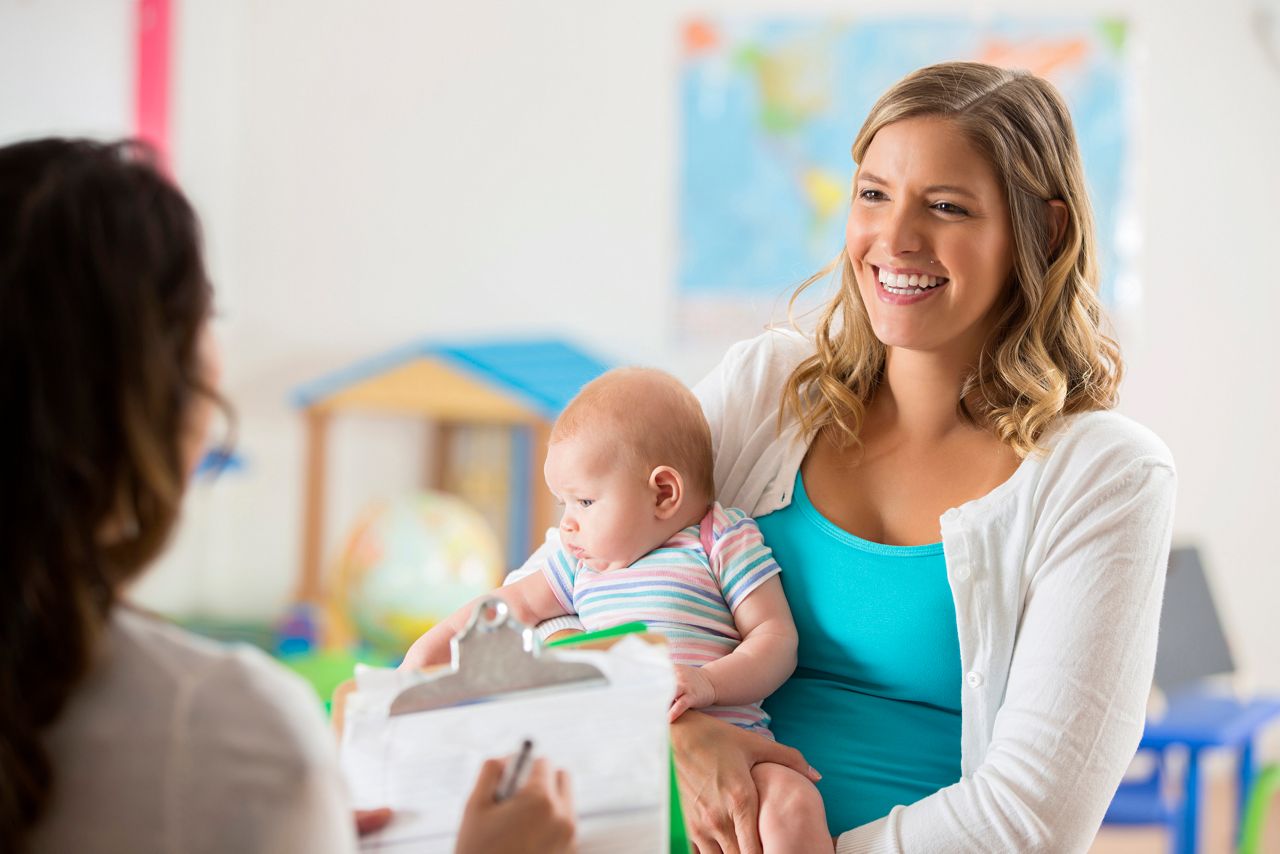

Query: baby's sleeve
538;543;579;615
709;507;782;613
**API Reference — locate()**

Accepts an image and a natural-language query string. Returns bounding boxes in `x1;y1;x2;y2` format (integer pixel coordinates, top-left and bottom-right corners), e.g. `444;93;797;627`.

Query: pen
494;738;534;802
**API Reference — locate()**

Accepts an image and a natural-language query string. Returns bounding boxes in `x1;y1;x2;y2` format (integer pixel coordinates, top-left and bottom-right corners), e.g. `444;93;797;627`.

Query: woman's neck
870;346;977;442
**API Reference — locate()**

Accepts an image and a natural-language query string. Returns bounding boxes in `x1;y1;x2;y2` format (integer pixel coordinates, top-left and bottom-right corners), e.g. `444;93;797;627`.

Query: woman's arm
836;456;1177;854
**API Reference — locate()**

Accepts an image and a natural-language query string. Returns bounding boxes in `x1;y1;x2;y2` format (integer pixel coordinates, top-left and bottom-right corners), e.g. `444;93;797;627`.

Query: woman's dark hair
0;138;216;846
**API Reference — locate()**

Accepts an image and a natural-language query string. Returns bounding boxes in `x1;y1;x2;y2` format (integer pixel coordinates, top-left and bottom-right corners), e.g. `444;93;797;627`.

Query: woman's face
181;322;222;478
845;116;1015;361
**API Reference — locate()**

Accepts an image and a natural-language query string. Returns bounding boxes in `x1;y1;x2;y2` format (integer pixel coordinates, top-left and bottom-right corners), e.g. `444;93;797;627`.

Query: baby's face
544;436;668;571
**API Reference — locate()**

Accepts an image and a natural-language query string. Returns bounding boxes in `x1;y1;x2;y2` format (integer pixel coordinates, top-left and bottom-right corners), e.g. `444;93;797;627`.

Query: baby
402;367;830;852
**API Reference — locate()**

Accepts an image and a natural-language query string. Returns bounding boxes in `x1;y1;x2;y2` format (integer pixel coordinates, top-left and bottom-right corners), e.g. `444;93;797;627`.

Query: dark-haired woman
0;138;574;854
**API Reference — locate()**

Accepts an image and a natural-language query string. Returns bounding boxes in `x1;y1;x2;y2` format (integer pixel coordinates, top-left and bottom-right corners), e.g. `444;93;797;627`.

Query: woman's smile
872;264;951;304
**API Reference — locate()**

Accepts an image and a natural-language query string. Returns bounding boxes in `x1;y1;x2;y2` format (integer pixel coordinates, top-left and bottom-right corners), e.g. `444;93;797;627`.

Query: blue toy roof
291;337;612;420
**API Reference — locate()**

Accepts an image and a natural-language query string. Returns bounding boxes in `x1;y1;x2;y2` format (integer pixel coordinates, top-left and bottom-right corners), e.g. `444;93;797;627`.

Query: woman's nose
880;204;926;257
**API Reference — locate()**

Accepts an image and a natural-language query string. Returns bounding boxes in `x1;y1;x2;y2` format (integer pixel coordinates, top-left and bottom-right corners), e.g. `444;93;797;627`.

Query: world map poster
677;18;1134;342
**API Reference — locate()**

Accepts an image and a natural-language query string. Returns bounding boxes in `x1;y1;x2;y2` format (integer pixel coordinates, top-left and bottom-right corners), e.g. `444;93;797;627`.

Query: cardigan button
954;564;971;581
966;671;984;688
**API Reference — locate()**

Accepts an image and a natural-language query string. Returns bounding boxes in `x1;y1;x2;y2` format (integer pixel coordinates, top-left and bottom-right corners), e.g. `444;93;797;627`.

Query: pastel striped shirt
540;502;782;731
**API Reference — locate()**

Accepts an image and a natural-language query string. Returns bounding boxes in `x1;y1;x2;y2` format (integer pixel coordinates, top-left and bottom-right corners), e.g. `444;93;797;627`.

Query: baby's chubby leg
751;762;832;853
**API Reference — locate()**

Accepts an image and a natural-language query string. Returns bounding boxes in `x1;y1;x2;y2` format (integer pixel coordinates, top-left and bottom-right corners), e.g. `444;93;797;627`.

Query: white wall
0;0;132;141
4;0;1279;688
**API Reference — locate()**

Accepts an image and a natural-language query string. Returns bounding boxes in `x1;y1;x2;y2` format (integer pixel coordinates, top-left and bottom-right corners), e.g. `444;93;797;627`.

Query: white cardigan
697;330;1177;854
518;329;1176;853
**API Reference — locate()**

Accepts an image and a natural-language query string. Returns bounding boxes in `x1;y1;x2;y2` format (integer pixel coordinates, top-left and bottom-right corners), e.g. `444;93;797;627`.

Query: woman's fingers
689;774;757;854
463;757;506;808
353;807;393;836
455;756;575;854
719;781;762;854
751;737;820;782
554;767;573;807
689;831;724;854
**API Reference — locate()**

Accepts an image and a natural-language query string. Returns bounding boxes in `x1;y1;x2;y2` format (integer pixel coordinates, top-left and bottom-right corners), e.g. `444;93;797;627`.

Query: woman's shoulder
716;327;813;381
1044;409;1175;473
33;610;346;853
112;609;334;764
1005;409;1177;518
695;327;813;421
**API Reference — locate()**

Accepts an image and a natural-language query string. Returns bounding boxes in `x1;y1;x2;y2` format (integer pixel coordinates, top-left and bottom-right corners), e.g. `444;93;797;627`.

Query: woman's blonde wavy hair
781;61;1122;458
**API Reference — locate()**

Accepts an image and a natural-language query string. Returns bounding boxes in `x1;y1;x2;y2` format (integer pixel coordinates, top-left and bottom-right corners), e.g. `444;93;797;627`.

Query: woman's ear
649;466;684;520
1046;199;1068;253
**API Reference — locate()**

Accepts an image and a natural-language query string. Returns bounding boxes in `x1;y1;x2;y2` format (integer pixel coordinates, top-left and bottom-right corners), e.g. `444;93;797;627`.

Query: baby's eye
577;499;594;508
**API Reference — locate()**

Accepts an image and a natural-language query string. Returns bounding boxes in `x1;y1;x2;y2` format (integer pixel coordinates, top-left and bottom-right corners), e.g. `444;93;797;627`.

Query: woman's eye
578;499;594;508
857;188;886;202
933;201;969;216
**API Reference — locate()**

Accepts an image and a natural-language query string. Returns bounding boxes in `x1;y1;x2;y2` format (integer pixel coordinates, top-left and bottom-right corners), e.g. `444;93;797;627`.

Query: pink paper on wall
134;0;171;169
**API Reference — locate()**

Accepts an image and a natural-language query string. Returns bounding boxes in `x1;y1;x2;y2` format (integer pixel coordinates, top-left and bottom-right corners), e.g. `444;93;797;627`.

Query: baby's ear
649;466;684;519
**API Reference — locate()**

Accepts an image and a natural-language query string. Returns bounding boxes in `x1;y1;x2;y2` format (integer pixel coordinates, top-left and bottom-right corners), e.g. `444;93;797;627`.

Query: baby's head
545;368;713;571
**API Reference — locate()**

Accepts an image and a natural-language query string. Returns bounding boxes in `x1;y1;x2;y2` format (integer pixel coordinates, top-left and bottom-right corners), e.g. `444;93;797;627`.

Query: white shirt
28;608;355;854
697;330;1178;854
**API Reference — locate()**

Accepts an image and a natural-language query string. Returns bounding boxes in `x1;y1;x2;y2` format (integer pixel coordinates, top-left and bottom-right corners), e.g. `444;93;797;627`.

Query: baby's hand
669;664;716;722
399;627;450;672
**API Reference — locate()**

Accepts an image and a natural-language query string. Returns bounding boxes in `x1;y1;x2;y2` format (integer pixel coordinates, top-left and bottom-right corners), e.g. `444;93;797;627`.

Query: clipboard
388;597;608;716
339;597;686;853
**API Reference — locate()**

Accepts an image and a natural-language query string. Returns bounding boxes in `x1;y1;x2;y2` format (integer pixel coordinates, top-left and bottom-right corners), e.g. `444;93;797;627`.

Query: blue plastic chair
1104;749;1183;852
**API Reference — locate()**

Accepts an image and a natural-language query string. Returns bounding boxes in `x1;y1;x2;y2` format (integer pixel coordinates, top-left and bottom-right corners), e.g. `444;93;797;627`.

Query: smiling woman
669;61;1176;854
850;117;1017;355
784;66;1113;462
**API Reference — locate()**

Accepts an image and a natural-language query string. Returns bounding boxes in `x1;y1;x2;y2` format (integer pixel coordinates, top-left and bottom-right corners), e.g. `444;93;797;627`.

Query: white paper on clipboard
341;635;674;853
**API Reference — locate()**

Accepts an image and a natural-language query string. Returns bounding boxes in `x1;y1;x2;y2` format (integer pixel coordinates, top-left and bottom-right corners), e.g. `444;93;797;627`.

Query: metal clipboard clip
389;595;607;716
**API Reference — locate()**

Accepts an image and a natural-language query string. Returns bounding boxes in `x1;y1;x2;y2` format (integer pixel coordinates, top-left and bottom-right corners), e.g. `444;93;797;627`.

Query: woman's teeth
878;268;947;295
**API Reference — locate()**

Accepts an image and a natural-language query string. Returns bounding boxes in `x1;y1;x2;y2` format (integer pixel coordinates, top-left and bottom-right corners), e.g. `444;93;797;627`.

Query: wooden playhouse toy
290;338;611;615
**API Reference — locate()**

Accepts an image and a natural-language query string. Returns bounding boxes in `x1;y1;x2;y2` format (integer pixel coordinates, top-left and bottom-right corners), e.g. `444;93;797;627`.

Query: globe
328;491;505;657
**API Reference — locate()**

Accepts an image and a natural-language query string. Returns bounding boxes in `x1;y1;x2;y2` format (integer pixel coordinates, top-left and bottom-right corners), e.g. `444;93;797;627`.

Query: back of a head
0;138;214;846
551;368;715;503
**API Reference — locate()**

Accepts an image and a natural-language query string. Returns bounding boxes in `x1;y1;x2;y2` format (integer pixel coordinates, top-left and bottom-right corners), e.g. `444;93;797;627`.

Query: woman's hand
672;711;819;854
454;755;576;854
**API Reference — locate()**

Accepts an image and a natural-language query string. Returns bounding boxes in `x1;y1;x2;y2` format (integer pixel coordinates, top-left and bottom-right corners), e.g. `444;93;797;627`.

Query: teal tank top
757;471;962;833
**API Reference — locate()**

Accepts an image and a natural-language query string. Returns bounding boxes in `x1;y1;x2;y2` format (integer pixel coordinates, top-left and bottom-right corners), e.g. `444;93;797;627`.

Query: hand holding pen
454;740;576;854
494;738;535;801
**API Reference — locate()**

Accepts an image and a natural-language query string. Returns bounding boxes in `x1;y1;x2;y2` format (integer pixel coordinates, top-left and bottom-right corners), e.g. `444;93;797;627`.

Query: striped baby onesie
540;502;782;731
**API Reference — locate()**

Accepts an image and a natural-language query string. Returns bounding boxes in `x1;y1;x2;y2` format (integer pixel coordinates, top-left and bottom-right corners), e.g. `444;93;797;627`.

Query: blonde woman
665;62;1177;853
